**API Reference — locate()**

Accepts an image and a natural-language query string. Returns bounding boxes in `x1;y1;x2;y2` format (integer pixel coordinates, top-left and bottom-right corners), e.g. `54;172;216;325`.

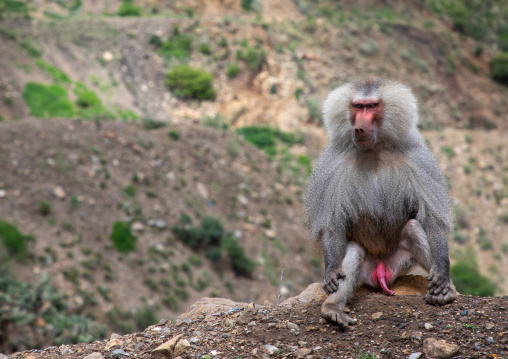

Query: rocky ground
5;276;508;359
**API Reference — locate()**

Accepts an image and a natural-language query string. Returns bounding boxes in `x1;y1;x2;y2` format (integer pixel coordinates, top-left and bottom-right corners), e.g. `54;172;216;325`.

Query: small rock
131;221;145;232
174;339;190;356
59;345;73;355
287;322;300;331
461;310;468;316
111;333;123;340
237;194;249;207
294;348;311;358
264;345;279;355
264;229;276;239
52;186;66;199
84;353;104;359
196;183;208;199
409;353;423;359
148;219;166;230
372;312;383;320
318;318;327;324
0;355;9;359
423;338;460;358
152;334;183;358
112;349;129;356
102;51;114;61
487;337;494;344
0;189;6;198
248;320;257;326
105;338;123;350
486;322;495;330
236;307;258;324
190;337;200;344
424;323;434;331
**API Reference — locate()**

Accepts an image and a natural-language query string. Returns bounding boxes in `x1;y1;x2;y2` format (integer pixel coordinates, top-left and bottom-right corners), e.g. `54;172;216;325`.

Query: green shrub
241;0;253;11
74;83;106;118
236;125;301;157
172;216;223;249
110;221;137;253
223;235;256;277
38;200;52;216
237;42;266;71
124;184;136;197
490;52;508;84
142;118;167;130
450;249;496;296
201;114;228;129
166;65;215;100
149;34;163;48
306;97;321;122
168;130;180;140
117;0;142;16
226;63;240;79
19;40;41;57
0;0;29;19
23;82;74;118
199;43;211;55
37;60;71;83
161;33;192;59
0;219;35;259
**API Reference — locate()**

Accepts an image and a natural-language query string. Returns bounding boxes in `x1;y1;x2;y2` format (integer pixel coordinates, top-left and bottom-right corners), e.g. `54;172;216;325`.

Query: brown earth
7;277;508;359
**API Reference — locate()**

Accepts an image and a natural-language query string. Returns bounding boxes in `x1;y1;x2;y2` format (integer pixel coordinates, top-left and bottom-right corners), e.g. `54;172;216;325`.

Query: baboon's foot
426;272;457;305
321;302;357;328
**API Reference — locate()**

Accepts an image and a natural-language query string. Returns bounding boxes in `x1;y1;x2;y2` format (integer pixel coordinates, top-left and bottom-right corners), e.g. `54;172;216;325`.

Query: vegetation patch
36;60;71;84
0;219;35;260
117;0;142;16
23;82;74;118
166;65;215;100
172;215;256;277
74;83;106;118
236;125;302;157
0;0;29;19
110;221;137;253
236;40;266;71
450;249;496;296
490;52;508;85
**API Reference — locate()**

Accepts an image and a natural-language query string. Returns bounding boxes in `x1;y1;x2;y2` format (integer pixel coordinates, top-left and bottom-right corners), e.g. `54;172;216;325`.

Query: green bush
241;0;253;11
74;83;106;118
19;40;41;57
199;43;211;55
172;215;223;249
450;249;496;296
0;0;29;19
37;60;71;84
237;42;266;71
161;33;192;59
0;219;35;260
226;63;240;79
38;200;52;216
166;65;215;100
110;221;137;253
117;0;142;16
0;271;106;348
23;82;74;118
490;52;508;84
223;235;256;277
236;125;301;157
142;118;167;130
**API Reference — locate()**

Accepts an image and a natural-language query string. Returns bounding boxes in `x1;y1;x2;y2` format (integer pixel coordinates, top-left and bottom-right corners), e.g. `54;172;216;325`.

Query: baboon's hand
426;269;457;305
322;268;346;294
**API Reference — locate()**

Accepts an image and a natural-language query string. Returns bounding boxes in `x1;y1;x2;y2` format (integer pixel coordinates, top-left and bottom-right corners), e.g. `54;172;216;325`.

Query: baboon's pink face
350;99;383;150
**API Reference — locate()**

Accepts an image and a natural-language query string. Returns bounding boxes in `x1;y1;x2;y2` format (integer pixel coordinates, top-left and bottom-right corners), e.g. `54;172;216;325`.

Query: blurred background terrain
0;0;508;353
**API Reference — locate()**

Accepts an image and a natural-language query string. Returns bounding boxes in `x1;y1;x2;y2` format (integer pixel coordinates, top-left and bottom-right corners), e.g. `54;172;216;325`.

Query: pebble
84;353;104;359
52;186;66;199
111;349;130;356
264;345;279;355
461;310;468;316
487;337;494;344
248;321;257;326
286;322;299;331
372;312;383;320
174;339;190;356
485;323;495;330
424;323;434;331
409;353;423;359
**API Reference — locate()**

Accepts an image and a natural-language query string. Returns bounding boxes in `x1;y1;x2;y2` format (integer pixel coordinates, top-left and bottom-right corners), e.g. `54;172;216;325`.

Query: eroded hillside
1;0;508;354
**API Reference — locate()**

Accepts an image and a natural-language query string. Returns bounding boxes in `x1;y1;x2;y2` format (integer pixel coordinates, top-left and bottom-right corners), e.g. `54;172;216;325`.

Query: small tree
166;65;215;100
